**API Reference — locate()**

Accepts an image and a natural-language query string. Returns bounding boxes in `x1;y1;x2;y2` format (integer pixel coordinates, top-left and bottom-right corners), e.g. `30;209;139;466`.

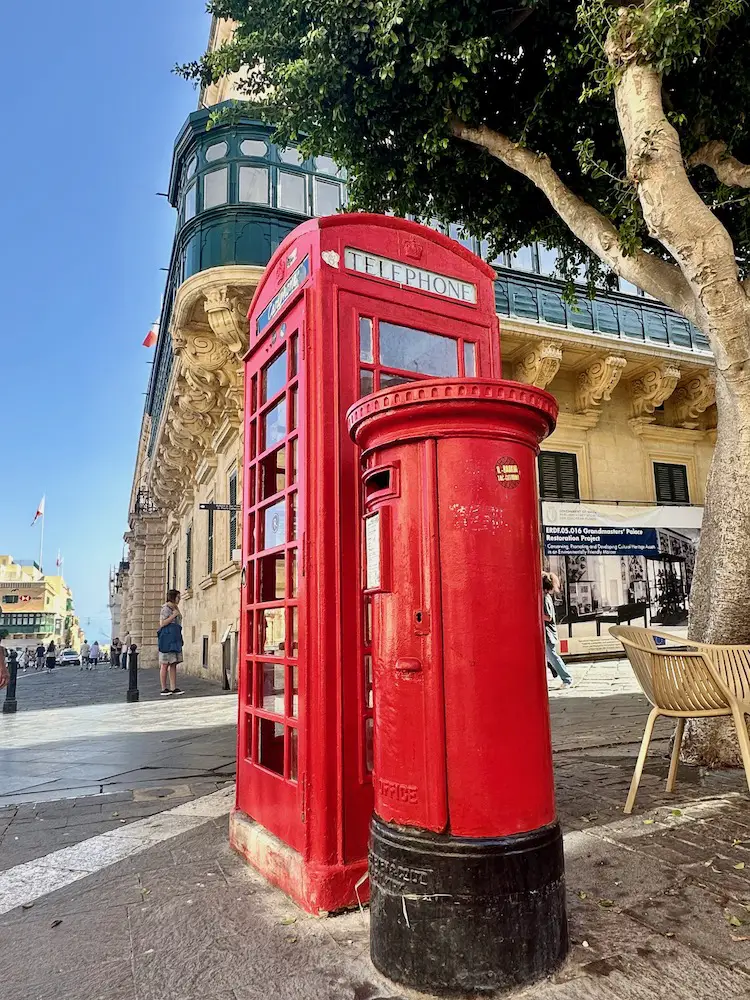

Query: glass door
239;306;303;852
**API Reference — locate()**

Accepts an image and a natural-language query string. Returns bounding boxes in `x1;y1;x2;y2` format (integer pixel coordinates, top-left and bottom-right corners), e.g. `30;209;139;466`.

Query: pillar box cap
347;378;558;454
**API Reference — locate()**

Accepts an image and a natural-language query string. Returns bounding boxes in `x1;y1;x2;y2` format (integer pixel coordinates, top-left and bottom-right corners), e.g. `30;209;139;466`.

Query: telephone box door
238;299;305;853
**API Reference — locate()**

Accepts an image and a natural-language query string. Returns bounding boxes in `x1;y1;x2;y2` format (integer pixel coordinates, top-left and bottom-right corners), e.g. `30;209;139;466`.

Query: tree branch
606;19;750;374
689;141;750;189
448;116;700;326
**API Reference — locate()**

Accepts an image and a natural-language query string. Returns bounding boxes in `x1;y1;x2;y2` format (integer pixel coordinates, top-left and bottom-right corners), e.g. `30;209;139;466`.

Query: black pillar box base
369;815;568;995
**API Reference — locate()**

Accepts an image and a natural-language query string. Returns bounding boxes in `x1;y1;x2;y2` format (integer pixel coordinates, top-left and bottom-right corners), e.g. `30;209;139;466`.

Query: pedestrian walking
542;573;572;688
157;590;184;697
35;642;45;671
23;648;33;672
121;633;131;669
45;641;56;673
89;641;100;669
110;637;122;669
80;639;90;670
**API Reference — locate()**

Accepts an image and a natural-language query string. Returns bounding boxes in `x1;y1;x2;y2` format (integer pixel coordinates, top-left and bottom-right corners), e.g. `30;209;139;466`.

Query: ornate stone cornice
630;362;681;420
672;370;716;428
513;340;563;390
575;355;627;419
147;265;264;512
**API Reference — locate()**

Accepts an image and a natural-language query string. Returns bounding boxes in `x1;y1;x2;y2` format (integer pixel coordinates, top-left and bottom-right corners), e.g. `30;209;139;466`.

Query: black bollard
126;644;139;703
3;650;18;714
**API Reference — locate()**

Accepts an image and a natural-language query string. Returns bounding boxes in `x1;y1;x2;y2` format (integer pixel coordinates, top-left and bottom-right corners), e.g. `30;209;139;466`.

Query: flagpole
39;509;44;574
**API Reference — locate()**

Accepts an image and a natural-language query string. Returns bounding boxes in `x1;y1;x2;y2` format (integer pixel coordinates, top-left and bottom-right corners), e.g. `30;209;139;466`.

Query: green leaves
179;0;750;276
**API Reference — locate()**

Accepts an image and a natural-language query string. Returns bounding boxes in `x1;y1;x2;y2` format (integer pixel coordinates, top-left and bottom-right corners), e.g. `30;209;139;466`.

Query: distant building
0;555;81;651
108;560;128;641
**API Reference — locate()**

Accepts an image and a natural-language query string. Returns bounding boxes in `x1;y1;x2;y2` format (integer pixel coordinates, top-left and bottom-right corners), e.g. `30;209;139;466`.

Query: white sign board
344;247;476;304
365;513;381;590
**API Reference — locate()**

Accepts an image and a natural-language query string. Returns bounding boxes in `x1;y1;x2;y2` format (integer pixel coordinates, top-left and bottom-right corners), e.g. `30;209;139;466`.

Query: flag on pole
31;496;45;526
56;551;62;570
142;323;158;348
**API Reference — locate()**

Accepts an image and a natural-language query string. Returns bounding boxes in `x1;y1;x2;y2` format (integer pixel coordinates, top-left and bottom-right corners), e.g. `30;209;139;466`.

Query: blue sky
0;1;210;642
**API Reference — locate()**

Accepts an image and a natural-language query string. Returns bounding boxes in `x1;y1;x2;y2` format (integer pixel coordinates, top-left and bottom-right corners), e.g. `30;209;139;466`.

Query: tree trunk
681;371;750;766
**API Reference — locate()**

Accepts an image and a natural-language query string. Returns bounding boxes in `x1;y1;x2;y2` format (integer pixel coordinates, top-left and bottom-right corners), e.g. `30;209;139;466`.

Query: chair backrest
610;625;730;713
702;645;750;707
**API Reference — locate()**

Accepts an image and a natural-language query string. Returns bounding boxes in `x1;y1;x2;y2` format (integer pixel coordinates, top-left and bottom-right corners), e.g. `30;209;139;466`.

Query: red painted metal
347;379;559;838
235;215;501;913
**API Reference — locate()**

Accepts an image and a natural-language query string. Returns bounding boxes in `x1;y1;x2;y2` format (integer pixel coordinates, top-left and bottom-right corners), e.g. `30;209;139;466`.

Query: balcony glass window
511;246;536;271
241;139;268;157
203;167;228;209
315;155;339;175
279;146;304;165
314;178;341;216
205;141;228;162
619;277;644;297
448;223;474;251
537;244;559;276
278;170;307;213
185;156;198;180
239;165;269;205
183;183;197;221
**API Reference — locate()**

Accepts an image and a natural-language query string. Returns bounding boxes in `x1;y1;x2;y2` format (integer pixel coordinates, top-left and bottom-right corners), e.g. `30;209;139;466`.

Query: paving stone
5;958;136;1000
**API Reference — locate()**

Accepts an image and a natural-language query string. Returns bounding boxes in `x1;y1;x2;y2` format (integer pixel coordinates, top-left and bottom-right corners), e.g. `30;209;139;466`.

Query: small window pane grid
654;462;690;505
243;333;300;783
229;471;239;558
185;525;193;590
178;132;347;222
207;506;215;574
358;315;477;400
538;452;580;501
0;613;54;627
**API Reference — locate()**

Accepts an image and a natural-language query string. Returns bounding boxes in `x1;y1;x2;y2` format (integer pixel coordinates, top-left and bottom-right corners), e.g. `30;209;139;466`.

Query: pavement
3;660;750;999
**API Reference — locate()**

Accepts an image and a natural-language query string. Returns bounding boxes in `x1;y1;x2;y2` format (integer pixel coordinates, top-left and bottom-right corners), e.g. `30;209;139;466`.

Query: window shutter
538;452;580;501
654;463;690;504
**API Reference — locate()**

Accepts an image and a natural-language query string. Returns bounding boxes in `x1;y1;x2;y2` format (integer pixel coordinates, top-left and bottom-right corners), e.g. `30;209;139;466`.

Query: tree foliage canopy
181;1;750;284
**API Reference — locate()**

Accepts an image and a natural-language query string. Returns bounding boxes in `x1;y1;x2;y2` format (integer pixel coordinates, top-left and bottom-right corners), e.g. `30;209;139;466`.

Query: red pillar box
232;216;501;915
347;379;568;993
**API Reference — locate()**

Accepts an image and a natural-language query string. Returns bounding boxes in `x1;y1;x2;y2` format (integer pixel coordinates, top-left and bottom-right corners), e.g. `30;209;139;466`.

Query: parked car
57;648;80;666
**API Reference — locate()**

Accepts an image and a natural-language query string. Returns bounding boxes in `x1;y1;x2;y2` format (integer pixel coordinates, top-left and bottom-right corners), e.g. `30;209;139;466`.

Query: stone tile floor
4;660;750;998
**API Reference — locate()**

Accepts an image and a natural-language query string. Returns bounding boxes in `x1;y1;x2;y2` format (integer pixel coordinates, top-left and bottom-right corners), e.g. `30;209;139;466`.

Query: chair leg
730;706;750;795
625;708;660;814
666;718;685;793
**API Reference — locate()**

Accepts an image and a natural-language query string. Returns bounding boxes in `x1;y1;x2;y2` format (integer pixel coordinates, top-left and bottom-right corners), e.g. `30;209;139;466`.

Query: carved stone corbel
630;362;681;421
203;287;248;356
514;340;563;390
672;370;716;428
575;355;627;419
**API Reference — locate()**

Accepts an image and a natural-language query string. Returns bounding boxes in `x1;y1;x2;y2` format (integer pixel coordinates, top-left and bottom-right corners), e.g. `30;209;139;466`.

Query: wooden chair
609;626;750;813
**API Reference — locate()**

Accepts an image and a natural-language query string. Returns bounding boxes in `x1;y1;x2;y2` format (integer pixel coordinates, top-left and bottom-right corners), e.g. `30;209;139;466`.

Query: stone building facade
120;16;717;676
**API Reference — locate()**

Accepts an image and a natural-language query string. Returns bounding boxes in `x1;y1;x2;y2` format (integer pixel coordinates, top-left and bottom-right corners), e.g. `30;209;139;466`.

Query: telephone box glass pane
464;342;477;377
262;348;287;404
290;664;299;717
259;553;285;601
379;322;458;377
290;607;298;657
260;447;286;500
290;335;298;377
379;372;413;390
290;438;298;484
289;492;298;541
359;318;373;362
262;399;287;450
365;514;381;589
260;608;286;656
364;654;373;708
290;549;298;598
365;717;374;772
258;718;285;775
360;369;374;396
261;662;285;713
290;387;298;430
261;499;286;549
289;727;299;781
246;660;253;704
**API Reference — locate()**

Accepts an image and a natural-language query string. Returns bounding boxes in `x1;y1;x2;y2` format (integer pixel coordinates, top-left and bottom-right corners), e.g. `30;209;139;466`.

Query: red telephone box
348;380;568;992
232;215;500;913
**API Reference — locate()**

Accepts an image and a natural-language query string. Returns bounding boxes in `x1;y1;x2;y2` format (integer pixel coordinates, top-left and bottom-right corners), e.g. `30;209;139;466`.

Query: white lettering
343;247;477;303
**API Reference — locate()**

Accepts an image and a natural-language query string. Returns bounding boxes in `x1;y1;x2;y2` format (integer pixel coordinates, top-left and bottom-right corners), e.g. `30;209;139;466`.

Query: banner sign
256;256;310;335
543;525;659;556
542;501;703;530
